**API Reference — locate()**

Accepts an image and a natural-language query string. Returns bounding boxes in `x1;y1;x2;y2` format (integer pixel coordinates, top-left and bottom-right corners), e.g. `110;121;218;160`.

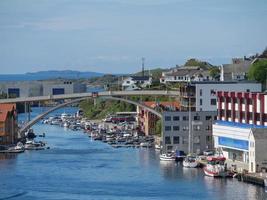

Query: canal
0;107;266;200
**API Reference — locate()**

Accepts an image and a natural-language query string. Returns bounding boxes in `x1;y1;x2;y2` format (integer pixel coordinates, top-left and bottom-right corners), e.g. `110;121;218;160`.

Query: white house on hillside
122;76;152;91
160;66;213;84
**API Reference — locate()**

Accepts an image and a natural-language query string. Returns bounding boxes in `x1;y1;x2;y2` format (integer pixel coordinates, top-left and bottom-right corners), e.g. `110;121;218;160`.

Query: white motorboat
203;156;230;177
160;153;175;161
183;155;199;168
154;144;161;150
140;142;152;148
25;140;45;150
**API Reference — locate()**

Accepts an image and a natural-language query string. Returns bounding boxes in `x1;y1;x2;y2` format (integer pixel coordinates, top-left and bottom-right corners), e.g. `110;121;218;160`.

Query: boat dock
111;144;141;148
240;173;267;187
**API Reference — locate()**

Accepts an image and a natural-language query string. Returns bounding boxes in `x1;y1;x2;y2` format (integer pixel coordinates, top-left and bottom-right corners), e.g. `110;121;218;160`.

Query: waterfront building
0;104;17;145
177;81;261;112
213;91;267;173
0;81;43;98
163;111;217;154
217;91;267;126
42;79;86;96
137;101;179;136
0;79;86;98
161;81;261;154
122;76;152;91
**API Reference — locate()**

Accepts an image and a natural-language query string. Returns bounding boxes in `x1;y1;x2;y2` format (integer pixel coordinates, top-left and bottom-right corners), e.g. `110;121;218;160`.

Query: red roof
0;104;16;122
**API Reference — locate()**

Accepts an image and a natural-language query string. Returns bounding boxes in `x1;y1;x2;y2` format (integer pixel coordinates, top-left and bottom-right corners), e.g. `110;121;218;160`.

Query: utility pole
142;57;145;77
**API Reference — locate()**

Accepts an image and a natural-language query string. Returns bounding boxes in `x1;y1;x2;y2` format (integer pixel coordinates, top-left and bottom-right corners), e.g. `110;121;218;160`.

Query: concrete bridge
0;90;180;134
0;90;179;104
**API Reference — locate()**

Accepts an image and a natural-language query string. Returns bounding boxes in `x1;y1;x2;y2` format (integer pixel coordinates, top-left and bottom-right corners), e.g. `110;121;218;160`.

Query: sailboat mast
188;95;192;154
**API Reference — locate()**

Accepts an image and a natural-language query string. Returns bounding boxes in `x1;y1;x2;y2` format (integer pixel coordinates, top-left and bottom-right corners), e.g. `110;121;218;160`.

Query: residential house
122;76;152;91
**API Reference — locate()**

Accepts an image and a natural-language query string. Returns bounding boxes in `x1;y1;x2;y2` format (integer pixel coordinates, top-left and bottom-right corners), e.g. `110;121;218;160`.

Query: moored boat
183;155;199;168
203;156;229;177
160;153;175;161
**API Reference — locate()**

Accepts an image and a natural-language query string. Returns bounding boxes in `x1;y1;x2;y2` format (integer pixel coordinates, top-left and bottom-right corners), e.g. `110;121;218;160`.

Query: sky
0;0;267;74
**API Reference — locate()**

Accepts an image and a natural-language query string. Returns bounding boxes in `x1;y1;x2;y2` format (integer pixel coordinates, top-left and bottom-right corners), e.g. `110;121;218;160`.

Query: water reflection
0;153;18;160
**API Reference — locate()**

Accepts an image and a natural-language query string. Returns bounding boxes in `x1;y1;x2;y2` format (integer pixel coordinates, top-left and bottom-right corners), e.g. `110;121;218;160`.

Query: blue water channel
0;107;266;200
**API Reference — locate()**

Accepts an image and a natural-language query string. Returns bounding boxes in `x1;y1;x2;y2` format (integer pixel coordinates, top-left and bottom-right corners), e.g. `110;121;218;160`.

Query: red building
217;91;267;126
0;104;18;145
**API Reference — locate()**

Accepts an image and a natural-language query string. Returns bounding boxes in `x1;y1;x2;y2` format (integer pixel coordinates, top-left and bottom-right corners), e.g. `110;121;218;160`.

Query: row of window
164;125;211;131
165;115;216;121
165;135;212;145
220;110;266;121
199;89;216;96
199;98;217;106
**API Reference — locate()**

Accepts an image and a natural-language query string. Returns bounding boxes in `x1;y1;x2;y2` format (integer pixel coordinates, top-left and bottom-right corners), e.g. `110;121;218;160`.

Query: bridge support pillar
24;102;30;122
93;98;97;106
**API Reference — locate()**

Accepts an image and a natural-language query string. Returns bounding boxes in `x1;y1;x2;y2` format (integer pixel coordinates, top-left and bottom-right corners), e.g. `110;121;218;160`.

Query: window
200;89;202;96
165;136;171;144
165;116;171;121
194;136;200;144
210;99;217;105
233;98;237;103
173;126;180;131
206;136;211;143
182;137;188;144
173;116;180;121
210;89;216;96
165;126;171;131
182;126;189;131
193;125;201;131
200;98;202;106
183;116;189;121
206;116;212;120
126;81;130;84
173;136;180;144
214;116;217;120
248;99;252;105
206;125;211;130
194;115;200;121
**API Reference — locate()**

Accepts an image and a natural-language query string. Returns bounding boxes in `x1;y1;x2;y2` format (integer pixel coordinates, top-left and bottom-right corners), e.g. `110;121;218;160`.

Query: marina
0;107;266;199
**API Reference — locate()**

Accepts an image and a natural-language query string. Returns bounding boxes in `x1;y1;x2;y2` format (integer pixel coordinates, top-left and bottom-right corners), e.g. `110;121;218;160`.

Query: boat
175;150;186;162
154;144;161;150
0;142;25;153
183;155;199;168
25;140;45;150
160;153;175;161
140;142;152;148
203;156;229;177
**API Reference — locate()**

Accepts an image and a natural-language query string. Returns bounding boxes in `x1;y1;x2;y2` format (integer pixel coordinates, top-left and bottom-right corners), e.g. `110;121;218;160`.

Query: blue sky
0;0;267;74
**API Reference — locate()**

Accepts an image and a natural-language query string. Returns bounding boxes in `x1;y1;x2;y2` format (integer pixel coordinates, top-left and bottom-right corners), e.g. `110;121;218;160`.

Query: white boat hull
183;160;199;168
160;154;175;161
204;167;228;177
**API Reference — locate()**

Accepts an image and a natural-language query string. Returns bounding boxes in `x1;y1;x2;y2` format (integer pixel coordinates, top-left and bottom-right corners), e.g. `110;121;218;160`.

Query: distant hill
0;70;104;81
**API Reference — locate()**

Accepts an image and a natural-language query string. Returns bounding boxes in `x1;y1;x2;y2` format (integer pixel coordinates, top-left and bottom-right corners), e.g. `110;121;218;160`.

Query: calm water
0;107;266;200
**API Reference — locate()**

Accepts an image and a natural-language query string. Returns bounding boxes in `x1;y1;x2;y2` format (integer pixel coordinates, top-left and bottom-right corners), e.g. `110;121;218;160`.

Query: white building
179;81;262;112
160;66;213;84
213;121;267;173
122;76;152;91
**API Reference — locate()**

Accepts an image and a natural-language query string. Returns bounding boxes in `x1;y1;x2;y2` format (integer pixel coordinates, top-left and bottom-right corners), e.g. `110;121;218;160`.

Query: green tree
209;67;220;79
248;60;267;89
